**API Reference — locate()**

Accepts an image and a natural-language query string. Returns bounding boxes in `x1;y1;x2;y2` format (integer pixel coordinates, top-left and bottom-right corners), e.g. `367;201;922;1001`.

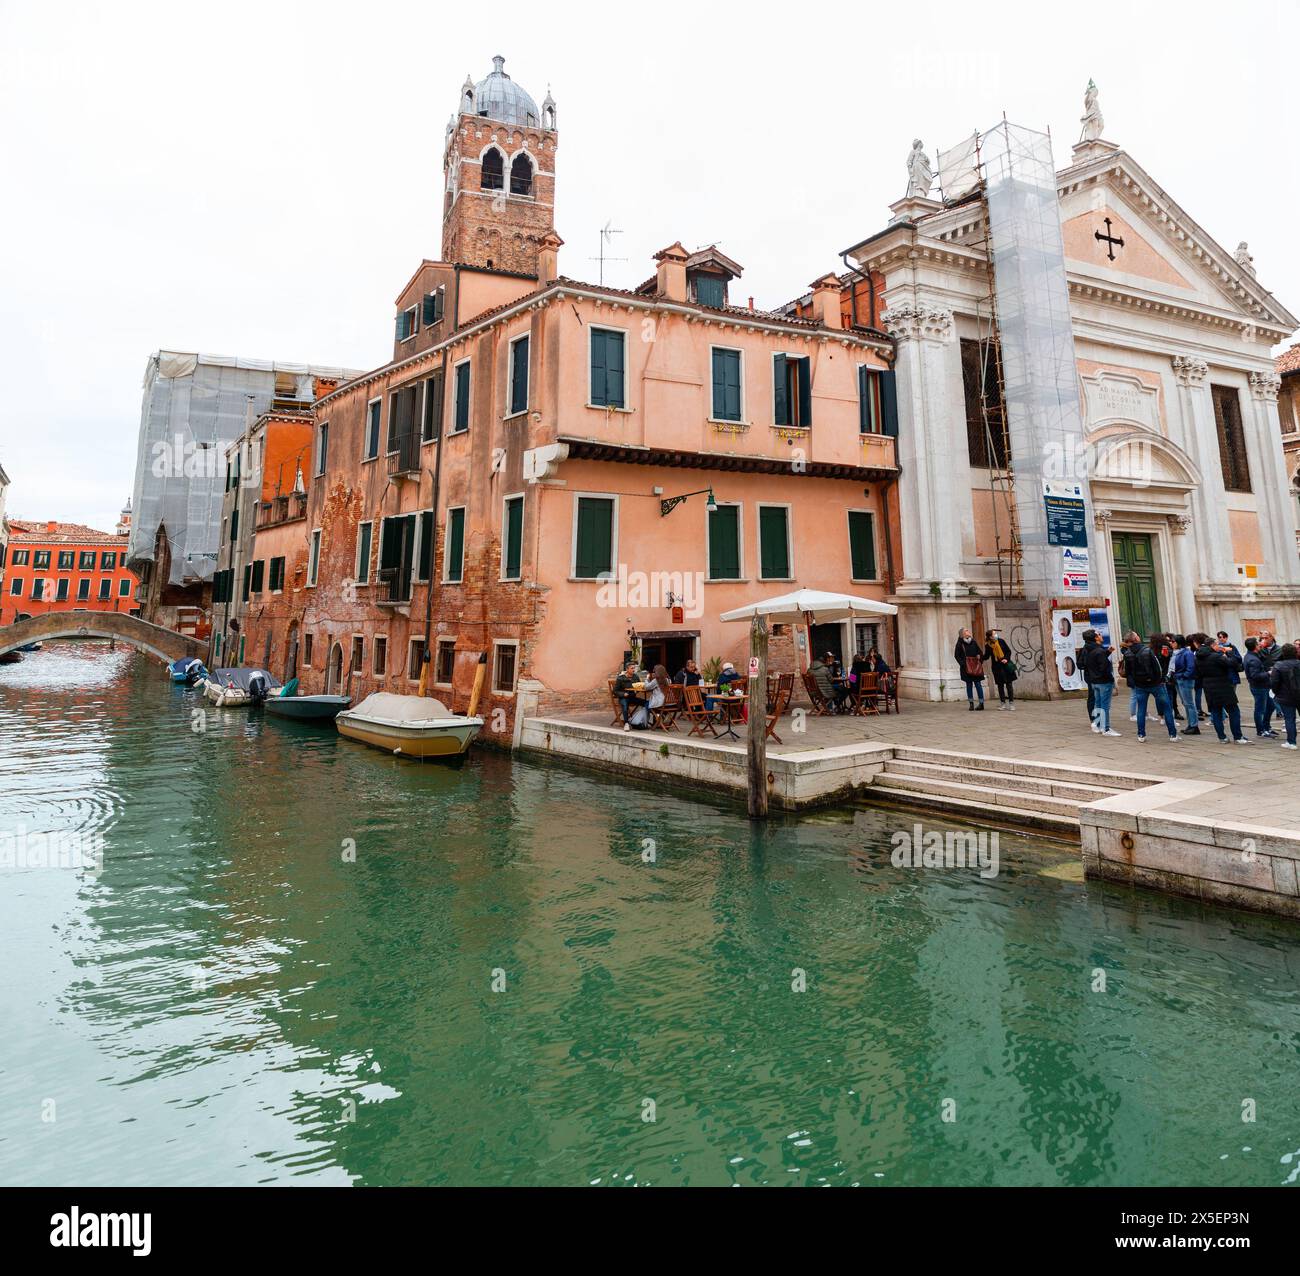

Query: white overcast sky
1;0;1296;530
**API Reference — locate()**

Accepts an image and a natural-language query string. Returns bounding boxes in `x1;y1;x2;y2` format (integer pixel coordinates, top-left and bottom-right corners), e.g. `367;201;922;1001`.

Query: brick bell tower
442;56;558;276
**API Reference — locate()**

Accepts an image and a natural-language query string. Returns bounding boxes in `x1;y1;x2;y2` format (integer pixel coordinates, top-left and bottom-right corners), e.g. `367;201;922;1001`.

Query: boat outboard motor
248;672;270;705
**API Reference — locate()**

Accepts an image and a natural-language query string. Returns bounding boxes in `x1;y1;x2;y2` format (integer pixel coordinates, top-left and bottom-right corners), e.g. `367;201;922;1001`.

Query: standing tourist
1268;643;1300;749
1193;633;1250;744
983;627;1017;710
954;629;985;711
1243;637;1278;739
1081;629;1120;736
1123;632;1180;742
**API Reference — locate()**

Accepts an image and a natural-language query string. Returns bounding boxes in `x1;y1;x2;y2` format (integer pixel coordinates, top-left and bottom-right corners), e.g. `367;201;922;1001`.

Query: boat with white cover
334;691;482;758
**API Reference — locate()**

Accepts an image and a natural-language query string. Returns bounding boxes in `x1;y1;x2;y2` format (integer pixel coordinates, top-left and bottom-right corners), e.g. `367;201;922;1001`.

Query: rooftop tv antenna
588;220;627;285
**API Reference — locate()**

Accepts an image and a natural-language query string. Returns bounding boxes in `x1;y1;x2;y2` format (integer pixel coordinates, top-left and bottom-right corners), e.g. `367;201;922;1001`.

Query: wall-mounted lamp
660;487;717;517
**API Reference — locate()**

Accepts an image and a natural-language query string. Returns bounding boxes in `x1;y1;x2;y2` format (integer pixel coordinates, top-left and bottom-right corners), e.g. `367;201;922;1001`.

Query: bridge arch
0;612;205;665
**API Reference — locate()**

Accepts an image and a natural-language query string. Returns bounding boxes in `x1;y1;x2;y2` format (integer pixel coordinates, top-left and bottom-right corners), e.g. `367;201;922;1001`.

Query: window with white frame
355;521;373;584
308;528;321;586
492;640;519;693
572;495;616;579
589;327;626;408
373;635;387;676
508;333;530;416
757;504;792;580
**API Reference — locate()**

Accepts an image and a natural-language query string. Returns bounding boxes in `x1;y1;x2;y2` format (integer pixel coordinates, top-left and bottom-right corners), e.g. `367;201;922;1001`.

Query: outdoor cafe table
713;692;747;741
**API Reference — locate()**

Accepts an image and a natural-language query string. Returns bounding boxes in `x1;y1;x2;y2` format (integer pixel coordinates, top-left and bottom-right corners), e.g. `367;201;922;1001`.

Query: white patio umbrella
719;588;897;626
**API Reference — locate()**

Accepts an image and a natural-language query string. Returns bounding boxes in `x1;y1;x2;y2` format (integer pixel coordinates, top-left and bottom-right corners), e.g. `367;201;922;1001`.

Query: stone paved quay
558;695;1300;833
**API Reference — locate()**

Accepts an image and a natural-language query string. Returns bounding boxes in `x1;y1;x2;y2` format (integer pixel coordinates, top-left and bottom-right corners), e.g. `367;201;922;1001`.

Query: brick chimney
808;273;843;329
653;242;689;302
46;519;58;534
538;229;564;286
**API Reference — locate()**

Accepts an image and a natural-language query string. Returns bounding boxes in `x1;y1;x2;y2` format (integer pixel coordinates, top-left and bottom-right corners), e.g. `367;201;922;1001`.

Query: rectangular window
1212;384;1252;493
118;577;131;597
773;354;812;427
99;578;112;601
858;366;880;434
304;633;314;666
356;521;372;583
502;494;523;580
34;550;50;569
241;564;251;602
493;641;518;693
758;505;791;579
509;334;530;415
32;579;45;600
269;556;285;592
435;639;456;684
364;399;381;460
589;328;626;408
351;636;364;673
707;504;742;580
56;578;70;600
422;370;444;442
251;559;264;593
417;510;434;582
453;360;471;432
444;507;465;582
695;275;725;308
373;635;387;676
573;496;615;579
848;510;877;580
711;348;743;422
388;383;418;453
77;579;89;600
379;514;416;602
408;639;424;680
396;305;417;341
79;550;95;569
316;423;329;476
308;529;321;586
12;549;29;566
961;338;1006;468
230;509;239;543
422;288;445;327
57;550;74;570
9;578;21;596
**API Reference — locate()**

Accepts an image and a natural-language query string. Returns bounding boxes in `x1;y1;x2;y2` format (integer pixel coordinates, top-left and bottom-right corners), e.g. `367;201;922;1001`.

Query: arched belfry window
510;153;533;197
481;148;504;191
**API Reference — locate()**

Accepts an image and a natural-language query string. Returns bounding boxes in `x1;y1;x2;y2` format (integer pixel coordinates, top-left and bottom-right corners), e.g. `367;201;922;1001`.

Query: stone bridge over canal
0;612;204;665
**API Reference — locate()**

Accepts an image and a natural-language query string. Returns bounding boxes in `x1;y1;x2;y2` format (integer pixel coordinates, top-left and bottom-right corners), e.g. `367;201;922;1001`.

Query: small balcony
257;492;307;528
376;566;413;605
387;431;421;481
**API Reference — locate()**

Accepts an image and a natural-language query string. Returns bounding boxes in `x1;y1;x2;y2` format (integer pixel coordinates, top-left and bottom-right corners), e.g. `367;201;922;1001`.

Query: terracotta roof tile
1275;344;1300;376
9;520;125;545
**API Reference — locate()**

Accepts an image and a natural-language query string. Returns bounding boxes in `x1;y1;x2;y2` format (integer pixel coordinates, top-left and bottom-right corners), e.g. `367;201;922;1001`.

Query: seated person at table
849;651;870;683
613;662;646;730
868;646;890;675
716;661;743;690
810;652;852;711
675;659;702;686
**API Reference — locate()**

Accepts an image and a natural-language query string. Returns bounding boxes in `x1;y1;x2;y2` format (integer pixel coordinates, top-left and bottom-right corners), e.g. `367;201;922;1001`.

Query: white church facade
846;87;1300;700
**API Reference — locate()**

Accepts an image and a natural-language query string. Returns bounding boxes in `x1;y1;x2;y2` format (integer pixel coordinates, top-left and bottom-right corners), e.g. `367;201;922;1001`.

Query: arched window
510;153;533;196
481;149;503;191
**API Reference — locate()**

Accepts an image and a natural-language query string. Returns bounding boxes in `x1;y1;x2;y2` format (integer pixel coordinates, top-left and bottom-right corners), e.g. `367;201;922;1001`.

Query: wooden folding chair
608;678;624;727
765;682;792;743
651;684;682;732
802;671;832;716
853;672;881;716
681;683;720;737
880;671;900;714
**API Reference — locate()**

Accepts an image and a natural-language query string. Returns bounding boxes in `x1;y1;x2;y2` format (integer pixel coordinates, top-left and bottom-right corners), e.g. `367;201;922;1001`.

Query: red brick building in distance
1;515;139;626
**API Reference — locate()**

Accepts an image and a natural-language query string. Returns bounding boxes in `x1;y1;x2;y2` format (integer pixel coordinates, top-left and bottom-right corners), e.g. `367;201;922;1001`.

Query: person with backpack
1124;632;1180;742
954;628;985;711
1192;632;1250;744
1170;634;1201;734
1119;631;1143;722
1081;629;1120;736
1267;642;1300;749
1243;636;1278;739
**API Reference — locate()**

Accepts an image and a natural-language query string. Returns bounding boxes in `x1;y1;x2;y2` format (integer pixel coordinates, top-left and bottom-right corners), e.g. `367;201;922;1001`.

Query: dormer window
694;274;725;309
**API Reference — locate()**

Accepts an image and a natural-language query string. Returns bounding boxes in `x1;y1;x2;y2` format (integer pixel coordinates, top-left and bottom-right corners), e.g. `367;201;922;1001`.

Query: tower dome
468;55;542;128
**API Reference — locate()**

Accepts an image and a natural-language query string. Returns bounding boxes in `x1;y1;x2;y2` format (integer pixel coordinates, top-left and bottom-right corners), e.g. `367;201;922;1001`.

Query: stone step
874;769;1086;817
866;784;1082;838
881;757;1122;803
891;744;1159;791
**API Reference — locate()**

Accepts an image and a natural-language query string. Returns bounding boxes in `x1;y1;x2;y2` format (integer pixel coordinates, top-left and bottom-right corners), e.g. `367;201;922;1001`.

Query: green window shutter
590;330;607;405
880;368;899;438
696;275;724;308
848;511;876;580
446;509;465;581
230;509;238;542
396;312;407;341
379;518;401;571
511;336;529;415
797;356;812;427
418;511;433;580
773;354;788;425
759;506;790;578
607;332;625;406
574;497;613;578
422;293;437;325
357;524;371;583
242;564;251;601
504;496;523;579
454;363;470;431
251;560;264;593
712;349;741;421
423;373;443;441
858;366;870;432
708;505;740;579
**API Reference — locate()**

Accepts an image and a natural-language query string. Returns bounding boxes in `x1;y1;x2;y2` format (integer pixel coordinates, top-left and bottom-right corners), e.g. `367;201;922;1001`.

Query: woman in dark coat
983;627;1017;710
955;628;985;711
1191;633;1248;744
1268;643;1300;748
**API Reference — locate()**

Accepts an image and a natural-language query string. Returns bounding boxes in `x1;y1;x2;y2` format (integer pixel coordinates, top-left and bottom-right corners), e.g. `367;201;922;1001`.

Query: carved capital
883;302;954;344
1093;507;1113;531
1167;513;1193;536
1171;354;1208;387
1249;370;1281;402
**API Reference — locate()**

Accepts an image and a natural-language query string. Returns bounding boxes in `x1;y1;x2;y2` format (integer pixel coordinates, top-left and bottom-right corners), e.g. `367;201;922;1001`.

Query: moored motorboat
168;656;207;684
0;650;22;665
200;667;281;707
19;641;42;653
335;691;482;758
265;692;351;722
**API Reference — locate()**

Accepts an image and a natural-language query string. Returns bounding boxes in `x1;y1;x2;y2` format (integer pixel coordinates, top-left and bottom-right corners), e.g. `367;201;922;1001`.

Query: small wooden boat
0;651;22;665
200;667;281;707
265;692;351;722
335;691;482;759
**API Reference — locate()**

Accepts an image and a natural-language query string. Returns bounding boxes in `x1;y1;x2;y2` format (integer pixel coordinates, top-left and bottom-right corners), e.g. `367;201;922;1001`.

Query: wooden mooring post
746;614;768;818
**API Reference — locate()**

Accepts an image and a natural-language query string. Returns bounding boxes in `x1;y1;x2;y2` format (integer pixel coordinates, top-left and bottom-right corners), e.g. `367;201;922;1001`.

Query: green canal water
1;643;1298;1187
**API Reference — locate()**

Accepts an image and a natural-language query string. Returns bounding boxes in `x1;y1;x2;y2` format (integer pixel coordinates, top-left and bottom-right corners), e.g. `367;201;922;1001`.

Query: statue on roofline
1080;79;1104;142
906;139;933;199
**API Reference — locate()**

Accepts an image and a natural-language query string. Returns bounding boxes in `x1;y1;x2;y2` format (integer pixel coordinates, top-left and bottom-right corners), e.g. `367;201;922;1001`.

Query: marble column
1166;513;1198;632
1171;355;1235;586
1248;371;1300;586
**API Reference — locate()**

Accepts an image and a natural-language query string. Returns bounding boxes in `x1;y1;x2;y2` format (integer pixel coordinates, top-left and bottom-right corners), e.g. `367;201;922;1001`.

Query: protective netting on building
981;122;1095;598
127;352;357;586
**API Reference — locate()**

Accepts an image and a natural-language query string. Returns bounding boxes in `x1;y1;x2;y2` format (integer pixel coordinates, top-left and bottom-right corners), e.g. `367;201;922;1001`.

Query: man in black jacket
1193;634;1249;744
1124;634;1180;742
1081;629;1120;736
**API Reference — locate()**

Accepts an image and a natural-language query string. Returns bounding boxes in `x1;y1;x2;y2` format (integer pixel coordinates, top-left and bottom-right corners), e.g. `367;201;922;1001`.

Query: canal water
2;643;1298;1187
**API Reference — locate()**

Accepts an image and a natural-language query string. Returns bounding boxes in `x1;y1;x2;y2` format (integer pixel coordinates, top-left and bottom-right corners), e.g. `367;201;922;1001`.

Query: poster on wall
1051;609;1086;691
1043;480;1089;547
1061;545;1090;596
